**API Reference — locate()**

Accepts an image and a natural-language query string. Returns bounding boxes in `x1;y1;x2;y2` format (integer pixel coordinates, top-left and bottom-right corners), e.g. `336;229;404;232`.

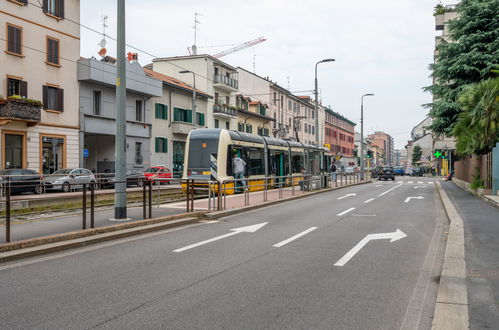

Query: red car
144;166;173;184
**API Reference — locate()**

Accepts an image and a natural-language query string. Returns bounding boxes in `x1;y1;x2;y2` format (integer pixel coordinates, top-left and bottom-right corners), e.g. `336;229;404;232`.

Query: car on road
378;166;395;181
0;169;44;195
410;167;424;177
144;166;173;184
100;169;146;188
393;166;405;176
44;168;97;192
344;167;355;174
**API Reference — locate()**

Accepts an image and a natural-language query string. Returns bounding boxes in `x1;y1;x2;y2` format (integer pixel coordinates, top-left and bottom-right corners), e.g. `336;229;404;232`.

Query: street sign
434;150;442;158
83;148;89;158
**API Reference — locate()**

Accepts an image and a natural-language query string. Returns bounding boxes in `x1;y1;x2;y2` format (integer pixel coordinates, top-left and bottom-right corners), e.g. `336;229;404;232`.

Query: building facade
144;68;210;174
1;0;80;173
368;131;394;166
324;108;356;166
78;58;162;172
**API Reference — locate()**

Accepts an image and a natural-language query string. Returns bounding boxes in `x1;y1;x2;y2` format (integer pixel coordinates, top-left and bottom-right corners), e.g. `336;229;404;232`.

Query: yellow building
235;95;274;136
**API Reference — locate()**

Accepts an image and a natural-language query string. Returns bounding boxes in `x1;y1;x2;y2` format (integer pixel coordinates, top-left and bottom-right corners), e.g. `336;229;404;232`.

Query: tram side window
248;148;264;176
291;153;303;173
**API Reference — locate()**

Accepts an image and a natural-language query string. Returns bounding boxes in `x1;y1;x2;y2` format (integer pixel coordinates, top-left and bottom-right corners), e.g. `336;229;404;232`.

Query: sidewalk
441;181;499;329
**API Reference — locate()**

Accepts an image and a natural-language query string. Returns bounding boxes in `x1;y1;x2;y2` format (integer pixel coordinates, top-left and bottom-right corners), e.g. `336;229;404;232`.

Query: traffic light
353;149;358;157
366;150;372;158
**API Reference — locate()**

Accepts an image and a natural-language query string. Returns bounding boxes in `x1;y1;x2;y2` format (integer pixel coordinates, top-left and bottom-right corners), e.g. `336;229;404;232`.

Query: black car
378;166;395;181
0;169;44;194
99;169;146;188
410;167;424;177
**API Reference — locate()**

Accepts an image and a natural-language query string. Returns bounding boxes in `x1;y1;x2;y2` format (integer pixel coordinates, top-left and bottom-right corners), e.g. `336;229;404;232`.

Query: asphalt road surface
0;177;447;329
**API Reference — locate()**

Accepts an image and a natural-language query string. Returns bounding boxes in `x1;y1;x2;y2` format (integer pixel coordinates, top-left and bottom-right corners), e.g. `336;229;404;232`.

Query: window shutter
58;0;65;18
155;138;160;153
42;0;48;12
42;85;48;110
199;113;205;126
186;109;192;123
155;103;160;118
57;88;64;111
20;81;28;98
53;39;59;64
163;138;168;153
173;108;180;121
7;26;14;53
163;105;168;119
47;38;53;63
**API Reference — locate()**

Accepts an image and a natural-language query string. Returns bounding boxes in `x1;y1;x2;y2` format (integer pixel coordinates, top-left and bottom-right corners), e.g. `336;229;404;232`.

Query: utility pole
314;59;334;146
360;93;374;180
114;0;127;219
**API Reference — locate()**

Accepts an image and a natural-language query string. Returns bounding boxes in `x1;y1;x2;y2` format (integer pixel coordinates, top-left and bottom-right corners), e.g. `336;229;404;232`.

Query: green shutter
163;138;168;153
163;105;168;119
197;113;205;126
186;109;192;123
155;137;160;153
174;107;182;121
155;103;160;119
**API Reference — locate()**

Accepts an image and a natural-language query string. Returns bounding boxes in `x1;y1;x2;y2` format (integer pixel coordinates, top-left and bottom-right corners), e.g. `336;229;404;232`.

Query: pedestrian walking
232;152;247;192
330;161;337;183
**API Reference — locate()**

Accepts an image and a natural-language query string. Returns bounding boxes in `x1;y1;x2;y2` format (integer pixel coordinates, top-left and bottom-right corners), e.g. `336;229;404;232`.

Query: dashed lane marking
273;227;318;247
337;207;356;216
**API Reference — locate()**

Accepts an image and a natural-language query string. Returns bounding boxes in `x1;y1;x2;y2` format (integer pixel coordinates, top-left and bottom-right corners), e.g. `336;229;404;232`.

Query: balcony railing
213;74;238;90
213;104;237;117
0;98;42;124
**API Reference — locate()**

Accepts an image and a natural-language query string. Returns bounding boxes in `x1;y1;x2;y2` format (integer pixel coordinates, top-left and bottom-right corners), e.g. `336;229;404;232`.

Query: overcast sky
80;0;456;149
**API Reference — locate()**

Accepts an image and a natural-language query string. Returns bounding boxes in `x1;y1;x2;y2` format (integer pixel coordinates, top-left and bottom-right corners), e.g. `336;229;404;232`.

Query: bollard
82;184;87;230
5;184;11;243
148;179;153;218
143;179;147;218
90;182;95;228
217;181;222;211
186;180;190;213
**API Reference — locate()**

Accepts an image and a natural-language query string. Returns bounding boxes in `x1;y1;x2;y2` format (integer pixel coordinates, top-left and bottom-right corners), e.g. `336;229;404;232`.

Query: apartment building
368;131;394;166
234;95;273;136
78;58;162;172
144;68;211;174
0;0;80;173
324;108;356;166
151;55;238;131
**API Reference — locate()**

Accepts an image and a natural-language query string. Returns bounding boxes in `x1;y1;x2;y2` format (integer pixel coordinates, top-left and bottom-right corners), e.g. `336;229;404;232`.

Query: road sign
83;148;89;158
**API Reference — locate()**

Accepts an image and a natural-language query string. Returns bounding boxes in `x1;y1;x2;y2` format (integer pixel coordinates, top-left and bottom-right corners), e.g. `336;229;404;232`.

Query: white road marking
377;183;403;197
334;229;407;267
173;222;268;252
428;181;434;184
351;214;377;217
273;227;318;247
418;181;424;184
408;181;414;184
414;186;427;189
376;185;382;187
337;193;356;200
404;196;424;203
337;207;356;216
364;198;375;203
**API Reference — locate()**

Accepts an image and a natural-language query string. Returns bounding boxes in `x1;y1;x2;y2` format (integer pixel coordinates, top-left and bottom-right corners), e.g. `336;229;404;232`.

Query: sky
79;0;456;149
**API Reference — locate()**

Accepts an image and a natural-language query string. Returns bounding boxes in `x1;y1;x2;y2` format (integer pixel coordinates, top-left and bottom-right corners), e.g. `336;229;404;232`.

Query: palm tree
453;77;499;155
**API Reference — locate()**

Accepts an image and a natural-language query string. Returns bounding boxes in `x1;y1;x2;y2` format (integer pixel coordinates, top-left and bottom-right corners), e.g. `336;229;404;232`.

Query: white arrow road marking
334;229;407;267
414;186;427;189
377;183;403;197
337;207;356;216
364;198;375;203
337;193;357;200
273;227;318;247
404;196;424;203
173;222;268;252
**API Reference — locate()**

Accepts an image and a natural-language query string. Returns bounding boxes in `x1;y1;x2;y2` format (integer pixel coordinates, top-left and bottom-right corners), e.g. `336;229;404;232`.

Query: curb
432;181;469;330
205;180;370;220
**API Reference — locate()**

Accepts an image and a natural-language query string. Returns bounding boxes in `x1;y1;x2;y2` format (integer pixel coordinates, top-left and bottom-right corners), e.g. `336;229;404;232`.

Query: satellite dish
99;38;106;48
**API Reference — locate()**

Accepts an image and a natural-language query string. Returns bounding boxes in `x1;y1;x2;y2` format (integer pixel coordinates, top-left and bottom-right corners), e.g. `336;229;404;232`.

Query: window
196;112;205;126
263;128;269;136
155;103;167;120
7;24;22;56
273;92;277;105
248;148;264;175
288;100;291;110
135;100;143;122
257;127;263;136
238;122;244;132
214;92;219;104
135;142;142;164
273;113;276;128
7;77;27;97
215;119;219;128
4;133;24;169
312;126;315;135
46;37;60;65
245;124;252;134
225;121;230;130
155;137;168;153
43;85;63;111
225;96;230;105
93;91;101;115
173;107;192;123
43;0;65;19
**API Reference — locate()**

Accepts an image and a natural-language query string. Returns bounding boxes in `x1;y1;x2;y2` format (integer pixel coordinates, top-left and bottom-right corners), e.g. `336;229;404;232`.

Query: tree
452;77;499;155
424;0;499;135
412;145;422;166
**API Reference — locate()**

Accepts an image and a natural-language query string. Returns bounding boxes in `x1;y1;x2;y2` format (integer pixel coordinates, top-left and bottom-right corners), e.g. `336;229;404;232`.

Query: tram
183;129;332;194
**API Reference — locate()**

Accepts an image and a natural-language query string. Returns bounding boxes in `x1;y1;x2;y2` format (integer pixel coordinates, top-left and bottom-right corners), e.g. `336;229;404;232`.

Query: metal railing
213;74;239;89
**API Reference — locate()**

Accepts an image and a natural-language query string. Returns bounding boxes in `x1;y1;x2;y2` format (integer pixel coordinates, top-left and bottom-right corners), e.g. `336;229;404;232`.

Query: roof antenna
287;76;290;90
191;12;202;55
253;54;256;73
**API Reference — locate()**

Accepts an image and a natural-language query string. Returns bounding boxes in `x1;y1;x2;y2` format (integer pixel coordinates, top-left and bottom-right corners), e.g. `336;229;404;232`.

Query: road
0;177;447;329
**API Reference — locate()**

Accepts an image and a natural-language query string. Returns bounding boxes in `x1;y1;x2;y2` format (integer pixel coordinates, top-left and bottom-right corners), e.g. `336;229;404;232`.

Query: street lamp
314;58;335;146
179;70;197;128
360;93;375;179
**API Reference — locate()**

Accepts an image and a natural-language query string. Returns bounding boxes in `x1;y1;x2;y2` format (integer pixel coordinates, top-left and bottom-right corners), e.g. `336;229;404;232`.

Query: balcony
0;98;42;125
213;74;238;91
213;104;237;118
171;121;194;135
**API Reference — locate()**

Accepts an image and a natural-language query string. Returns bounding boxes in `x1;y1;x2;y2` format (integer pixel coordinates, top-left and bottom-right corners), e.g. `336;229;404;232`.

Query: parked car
410;167;424;177
371;166;381;178
393;166;405;176
144;166;173;184
344;167;355;174
44;168;97;192
100;169;146;188
378;166;395;181
0;169;43;195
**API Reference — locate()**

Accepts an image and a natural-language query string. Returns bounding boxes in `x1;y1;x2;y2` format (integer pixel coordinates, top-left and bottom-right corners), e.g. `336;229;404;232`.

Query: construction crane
212;37;266;58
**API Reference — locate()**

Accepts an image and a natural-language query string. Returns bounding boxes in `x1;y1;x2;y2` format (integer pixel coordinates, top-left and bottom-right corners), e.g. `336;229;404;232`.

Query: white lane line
408;181;414;184
376;185;382;187
351;214;377;217
364;198;375;203
337;207;356;216
377;183;403;197
418;181;424;184
428;181;434;184
273;227;318;248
